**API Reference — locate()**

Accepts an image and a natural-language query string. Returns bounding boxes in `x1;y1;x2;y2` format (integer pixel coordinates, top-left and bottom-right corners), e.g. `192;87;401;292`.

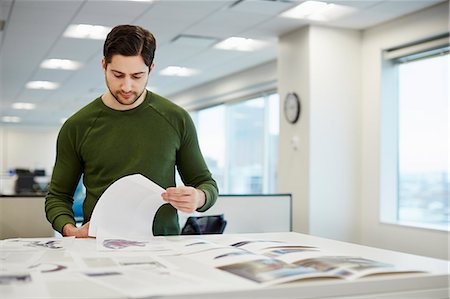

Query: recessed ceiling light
41;59;82;70
214;37;266;52
26;81;59;90
12;102;36;110
280;1;355;21
159;66;199;77
2;116;21;123
63;24;111;40
281;1;327;19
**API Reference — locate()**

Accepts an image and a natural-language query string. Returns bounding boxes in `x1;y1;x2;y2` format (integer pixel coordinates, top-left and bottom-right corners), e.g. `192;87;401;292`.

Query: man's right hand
62;222;91;238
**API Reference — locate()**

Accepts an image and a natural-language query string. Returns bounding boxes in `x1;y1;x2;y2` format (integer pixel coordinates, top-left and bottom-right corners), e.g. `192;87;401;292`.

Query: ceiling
0;0;444;127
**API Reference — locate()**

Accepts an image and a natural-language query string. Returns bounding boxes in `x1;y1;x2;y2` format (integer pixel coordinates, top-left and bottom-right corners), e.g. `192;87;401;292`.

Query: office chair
14;173;37;194
181;214;227;235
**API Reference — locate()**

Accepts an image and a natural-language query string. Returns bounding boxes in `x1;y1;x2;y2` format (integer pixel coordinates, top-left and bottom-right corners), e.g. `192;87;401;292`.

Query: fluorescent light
63;24;111;40
281;1;328;19
41;59;82;70
26;81;59;90
12;102;36;110
214;37;265;52
2;116;21;123
280;1;355;21
159;66;199;77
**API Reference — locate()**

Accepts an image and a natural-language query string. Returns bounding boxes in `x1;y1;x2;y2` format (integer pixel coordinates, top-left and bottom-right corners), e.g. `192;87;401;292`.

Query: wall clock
284;92;301;124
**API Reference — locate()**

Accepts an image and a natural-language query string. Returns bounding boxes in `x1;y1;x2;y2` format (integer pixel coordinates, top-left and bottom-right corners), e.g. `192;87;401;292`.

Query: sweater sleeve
45;121;83;233
176;112;218;212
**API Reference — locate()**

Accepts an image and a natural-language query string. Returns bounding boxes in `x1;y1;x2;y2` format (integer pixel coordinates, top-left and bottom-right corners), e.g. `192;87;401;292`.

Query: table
1;232;448;299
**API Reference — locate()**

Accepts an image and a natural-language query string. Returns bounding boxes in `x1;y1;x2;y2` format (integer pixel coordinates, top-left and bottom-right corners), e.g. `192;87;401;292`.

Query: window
191;93;279;194
397;53;449;228
382;38;449;230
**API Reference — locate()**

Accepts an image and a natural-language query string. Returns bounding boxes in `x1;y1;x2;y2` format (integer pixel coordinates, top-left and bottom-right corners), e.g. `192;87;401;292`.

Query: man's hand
161;186;205;213
62;222;91;238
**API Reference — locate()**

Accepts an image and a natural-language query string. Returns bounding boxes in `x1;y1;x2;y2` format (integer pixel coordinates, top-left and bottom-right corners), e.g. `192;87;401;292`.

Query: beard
105;75;148;106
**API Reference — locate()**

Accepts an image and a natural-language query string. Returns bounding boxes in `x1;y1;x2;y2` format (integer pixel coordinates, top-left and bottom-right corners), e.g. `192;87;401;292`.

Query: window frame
189;90;279;195
380;43;449;232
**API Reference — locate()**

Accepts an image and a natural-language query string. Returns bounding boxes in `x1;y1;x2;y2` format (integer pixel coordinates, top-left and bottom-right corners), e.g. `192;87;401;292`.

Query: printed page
78;266;218;298
95;228;177;255
291;256;424;280
179;238;339;284
88;174;165;238
0;237;74;251
0;272;49;298
217;258;342;285
69;250;176;272
189;238;419;284
226;239;325;264
185;246;269;268
0;237;76;273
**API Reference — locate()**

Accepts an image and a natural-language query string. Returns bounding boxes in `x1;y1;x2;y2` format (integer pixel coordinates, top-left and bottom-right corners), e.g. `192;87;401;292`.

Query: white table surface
1;232;448;299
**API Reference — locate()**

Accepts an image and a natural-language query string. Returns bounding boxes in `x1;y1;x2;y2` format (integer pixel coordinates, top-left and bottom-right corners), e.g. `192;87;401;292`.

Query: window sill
380;220;449;232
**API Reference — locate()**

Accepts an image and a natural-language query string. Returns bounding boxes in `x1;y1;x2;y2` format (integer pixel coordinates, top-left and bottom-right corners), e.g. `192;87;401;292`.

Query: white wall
278;26;311;235
309;26;361;242
0;126;59;176
360;2;449;259
278;25;361;242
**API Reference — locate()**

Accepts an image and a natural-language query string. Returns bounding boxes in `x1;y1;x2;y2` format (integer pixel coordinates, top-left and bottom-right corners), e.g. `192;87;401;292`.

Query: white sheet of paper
95;229;178;255
0;272;49;298
88;174;165;238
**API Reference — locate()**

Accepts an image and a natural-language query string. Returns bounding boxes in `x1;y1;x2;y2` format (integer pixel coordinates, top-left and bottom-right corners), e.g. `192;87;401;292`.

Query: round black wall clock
284;92;301;124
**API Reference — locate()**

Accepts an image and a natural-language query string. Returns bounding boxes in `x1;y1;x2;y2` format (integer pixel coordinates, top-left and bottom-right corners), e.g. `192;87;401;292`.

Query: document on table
88;174;166;238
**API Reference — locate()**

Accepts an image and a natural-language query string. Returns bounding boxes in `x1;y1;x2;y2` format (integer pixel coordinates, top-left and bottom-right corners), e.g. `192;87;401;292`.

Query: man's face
103;54;152;106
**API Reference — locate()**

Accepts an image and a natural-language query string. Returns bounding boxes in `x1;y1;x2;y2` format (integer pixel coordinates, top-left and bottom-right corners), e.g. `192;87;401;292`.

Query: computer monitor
33;169;46;176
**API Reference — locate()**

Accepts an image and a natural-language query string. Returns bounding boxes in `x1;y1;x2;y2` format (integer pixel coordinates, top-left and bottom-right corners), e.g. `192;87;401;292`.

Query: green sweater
45;91;218;236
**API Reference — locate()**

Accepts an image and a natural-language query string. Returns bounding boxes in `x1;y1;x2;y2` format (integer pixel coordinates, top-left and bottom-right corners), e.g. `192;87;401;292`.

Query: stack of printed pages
0;235;424;298
163;237;423;285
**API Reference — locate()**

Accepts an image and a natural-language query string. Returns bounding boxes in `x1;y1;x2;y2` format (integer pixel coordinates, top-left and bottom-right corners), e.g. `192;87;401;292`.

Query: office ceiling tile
229;0;295;15
0;0;445;126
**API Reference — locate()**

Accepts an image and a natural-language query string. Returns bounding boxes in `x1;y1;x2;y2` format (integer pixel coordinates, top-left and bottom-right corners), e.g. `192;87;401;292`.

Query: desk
0;196;54;239
0;232;448;299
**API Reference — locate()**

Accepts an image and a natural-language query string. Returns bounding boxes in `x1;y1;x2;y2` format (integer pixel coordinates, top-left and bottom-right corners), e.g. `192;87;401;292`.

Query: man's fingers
162;187;199;213
165;186;196;195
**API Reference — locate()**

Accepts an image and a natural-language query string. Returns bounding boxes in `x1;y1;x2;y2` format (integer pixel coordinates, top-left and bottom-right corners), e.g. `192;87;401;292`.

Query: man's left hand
161;186;205;213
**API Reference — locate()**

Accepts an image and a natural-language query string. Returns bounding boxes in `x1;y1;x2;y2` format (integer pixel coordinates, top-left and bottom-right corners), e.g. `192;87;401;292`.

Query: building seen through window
191;93;279;194
397;52;449;228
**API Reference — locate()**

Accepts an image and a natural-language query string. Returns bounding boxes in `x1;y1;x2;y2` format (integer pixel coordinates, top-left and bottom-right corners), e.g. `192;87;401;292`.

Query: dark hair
103;25;156;67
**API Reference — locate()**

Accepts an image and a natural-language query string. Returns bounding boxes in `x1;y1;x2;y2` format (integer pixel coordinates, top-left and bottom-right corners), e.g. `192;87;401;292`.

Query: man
45;25;218;237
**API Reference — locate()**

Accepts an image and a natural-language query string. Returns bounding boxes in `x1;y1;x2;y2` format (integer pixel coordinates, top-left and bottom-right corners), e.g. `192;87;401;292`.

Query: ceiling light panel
63;24;111;40
2;116;21;123
12;102;36;110
280;1;356;22
214;37;266;51
41;59;82;70
159;66;199;77
26;81;60;90
282;1;328;19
